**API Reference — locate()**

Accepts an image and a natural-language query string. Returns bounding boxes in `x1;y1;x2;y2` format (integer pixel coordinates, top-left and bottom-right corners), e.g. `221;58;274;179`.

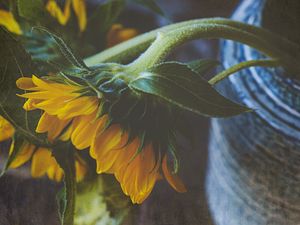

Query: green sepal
0;27;47;146
129;62;252;117
187;59;220;76
53;142;77;225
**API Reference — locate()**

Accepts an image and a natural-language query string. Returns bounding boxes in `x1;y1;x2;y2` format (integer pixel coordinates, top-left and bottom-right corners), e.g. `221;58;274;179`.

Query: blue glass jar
206;0;300;224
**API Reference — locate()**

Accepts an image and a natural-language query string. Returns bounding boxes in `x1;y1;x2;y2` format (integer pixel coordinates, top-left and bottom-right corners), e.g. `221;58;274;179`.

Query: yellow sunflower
0;9;22;35
106;24;139;48
17;75;187;204
0;116;87;182
46;0;87;32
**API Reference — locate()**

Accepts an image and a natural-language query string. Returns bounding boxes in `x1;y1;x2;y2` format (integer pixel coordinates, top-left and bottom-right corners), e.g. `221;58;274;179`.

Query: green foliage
129;62;251;117
0;27;46;145
33;27;90;70
17;0;44;21
187;58;220;76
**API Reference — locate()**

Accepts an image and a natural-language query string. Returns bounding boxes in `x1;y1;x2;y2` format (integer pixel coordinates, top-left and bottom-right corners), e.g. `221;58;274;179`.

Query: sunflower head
69;63;184;165
16;60;187;203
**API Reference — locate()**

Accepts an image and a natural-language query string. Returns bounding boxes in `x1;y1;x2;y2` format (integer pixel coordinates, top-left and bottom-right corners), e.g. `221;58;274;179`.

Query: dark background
0;1;241;225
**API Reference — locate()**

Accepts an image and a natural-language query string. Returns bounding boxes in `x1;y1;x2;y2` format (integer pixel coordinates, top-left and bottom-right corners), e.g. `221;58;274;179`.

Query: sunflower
106;24;139;48
46;0;87;32
0;116;87;182
0;9;22;35
17;74;187;204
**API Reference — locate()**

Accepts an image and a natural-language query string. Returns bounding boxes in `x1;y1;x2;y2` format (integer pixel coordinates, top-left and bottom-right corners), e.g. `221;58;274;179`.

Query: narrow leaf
0;27;46;145
129;62;251;117
33;27;89;70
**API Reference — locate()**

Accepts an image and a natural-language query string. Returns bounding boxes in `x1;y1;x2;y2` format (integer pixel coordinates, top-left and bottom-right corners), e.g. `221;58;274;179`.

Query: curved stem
209;59;280;85
127;23;299;75
84;18;300;68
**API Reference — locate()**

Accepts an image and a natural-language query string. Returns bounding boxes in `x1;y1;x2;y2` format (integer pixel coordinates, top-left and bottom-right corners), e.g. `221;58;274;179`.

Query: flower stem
209;59;280;85
127;22;299;75
85;18;300;73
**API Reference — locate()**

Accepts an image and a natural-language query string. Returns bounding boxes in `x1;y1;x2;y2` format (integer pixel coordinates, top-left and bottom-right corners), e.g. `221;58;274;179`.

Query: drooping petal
47;163;64;182
72;0;87;32
55;96;98;120
16;77;36;90
0;116;15;142
75;157;87;182
162;155;187;193
36;112;71;141
9;142;35;169
31;148;54;178
90;124;123;160
46;0;72;26
71;114;107;150
111;141;160;204
0;9;22;35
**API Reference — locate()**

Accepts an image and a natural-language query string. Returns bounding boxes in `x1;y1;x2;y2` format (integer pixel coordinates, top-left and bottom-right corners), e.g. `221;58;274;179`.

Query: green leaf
187;59;220;76
130;0;164;16
56;185;67;223
33;27;90;70
0;134;24;177
17;0;44;21
129;62;251;117
53;142;76;225
0;27;46;145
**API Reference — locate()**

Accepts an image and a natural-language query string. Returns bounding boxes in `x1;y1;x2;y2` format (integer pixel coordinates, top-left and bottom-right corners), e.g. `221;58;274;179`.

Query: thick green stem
85;18;300;69
127;23;299;75
53;143;76;225
209;59;280;85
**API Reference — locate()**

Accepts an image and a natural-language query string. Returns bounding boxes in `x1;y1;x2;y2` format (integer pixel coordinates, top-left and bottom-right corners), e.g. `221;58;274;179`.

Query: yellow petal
9;142;35;169
71;113;103;150
47;163;64;182
90;124;123;161
59;122;75;141
106;24;138;47
75;157;87;182
36;112;70;141
31;148;54;178
56;96;98;120
0;10;22;35
72;0;87;32
23;99;40;111
113;142;159;204
162;155;187;193
0;116;15;142
16;77;36;90
46;0;71;25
